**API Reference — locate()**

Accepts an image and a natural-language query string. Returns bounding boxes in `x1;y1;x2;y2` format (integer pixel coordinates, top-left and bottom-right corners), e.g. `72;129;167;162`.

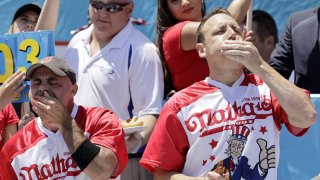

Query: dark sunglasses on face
90;1;130;13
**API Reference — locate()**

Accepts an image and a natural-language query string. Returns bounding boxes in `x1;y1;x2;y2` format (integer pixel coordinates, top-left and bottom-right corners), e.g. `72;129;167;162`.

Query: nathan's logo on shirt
19;153;81;179
185;96;272;137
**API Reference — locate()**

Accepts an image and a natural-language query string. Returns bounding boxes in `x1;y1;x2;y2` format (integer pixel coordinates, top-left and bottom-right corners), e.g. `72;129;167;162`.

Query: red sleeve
0;146;18;180
80;107;128;178
3;104;19;126
140;105;189;174
0;104;19;149
162;21;189;64
90;110;128;178
271;90;309;136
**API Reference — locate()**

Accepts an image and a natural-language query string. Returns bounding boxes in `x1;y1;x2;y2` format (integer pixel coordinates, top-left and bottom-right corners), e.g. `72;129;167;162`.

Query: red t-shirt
163;21;209;91
0;104;19;150
0;105;127;179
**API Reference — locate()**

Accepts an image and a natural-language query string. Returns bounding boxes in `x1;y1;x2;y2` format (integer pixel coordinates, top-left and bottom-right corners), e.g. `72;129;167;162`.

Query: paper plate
124;126;147;135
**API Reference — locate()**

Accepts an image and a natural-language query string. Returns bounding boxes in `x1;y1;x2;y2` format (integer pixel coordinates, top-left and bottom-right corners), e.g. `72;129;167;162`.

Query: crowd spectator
157;0;252;96
269;7;320;93
8;1;59;34
244;9;278;62
65;0;163;179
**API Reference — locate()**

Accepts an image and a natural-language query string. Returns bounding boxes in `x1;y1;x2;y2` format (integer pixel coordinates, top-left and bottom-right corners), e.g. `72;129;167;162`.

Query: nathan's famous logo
185;96;272;136
19;153;81;179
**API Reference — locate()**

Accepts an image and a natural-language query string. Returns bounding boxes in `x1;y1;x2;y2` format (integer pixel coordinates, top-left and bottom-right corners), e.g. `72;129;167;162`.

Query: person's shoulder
164;21;190;37
1;103;15;113
166;81;219;110
70;28;88;40
166;21;190;33
130;27;153;44
129;28;158;53
78;105;113;114
77;106;120;127
78;106;118;119
68;25;92;47
162;21;191;49
2;119;44;157
295;7;318;15
290;7;319;20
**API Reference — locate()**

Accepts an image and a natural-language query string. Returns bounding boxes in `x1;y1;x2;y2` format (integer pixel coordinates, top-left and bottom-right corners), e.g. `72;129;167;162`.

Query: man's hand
125;132;142;153
242;27;255;42
220;39;264;73
0;71;26;109
31;91;71;130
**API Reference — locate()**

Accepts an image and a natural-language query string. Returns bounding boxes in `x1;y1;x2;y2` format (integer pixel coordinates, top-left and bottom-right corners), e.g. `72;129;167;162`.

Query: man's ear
127;3;134;15
71;84;78;96
263;35;276;58
196;43;207;58
264;36;275;49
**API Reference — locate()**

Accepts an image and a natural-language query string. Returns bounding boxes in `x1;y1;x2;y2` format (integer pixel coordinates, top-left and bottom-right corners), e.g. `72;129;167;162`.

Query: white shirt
65;20;163;120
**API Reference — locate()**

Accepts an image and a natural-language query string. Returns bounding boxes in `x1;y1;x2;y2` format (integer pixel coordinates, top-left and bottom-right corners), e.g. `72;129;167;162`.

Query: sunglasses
90;1;130;13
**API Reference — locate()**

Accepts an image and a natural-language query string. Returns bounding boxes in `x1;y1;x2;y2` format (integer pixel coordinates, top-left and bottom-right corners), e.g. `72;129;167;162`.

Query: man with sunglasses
65;0;164;180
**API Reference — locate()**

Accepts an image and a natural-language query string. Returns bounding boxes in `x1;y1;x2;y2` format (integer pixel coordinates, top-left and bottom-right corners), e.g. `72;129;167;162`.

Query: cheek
167;5;181;20
57;86;73;98
253;41;264;53
13;22;23;33
55;91;69;105
205;42;221;55
192;1;203;12
29;87;37;96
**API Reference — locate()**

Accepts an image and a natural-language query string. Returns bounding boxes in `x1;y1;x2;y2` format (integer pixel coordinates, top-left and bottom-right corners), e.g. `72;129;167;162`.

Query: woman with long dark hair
157;0;252;96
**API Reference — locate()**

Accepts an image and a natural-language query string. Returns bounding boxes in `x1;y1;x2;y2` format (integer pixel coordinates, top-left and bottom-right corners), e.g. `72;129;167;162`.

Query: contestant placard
0;31;55;102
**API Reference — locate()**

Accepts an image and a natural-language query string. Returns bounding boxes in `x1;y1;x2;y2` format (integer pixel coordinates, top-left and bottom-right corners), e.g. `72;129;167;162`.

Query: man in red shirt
0;56;128;179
